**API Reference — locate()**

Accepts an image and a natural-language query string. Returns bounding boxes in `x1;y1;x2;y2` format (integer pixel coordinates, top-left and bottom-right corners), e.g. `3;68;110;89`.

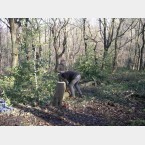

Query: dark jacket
60;71;80;83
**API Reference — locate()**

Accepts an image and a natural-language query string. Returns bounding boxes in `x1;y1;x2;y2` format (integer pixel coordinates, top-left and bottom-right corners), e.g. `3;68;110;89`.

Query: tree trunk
48;27;52;69
99;18;115;70
38;27;42;59
137;48;140;70
93;43;98;65
102;18;107;70
112;38;118;72
82;18;88;58
9;18;19;68
33;45;38;90
0;27;2;74
133;47;137;70
44;25;47;61
112;19;123;72
25;18;31;61
52;82;66;107
55;52;59;72
7;27;10;68
133;29;140;70
139;23;145;70
101;49;108;70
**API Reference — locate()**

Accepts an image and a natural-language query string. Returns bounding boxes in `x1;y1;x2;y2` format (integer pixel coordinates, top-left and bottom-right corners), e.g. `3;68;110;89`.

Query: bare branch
0;18;10;29
107;18;115;47
118;36;136;49
56;18;70;39
117;20;138;38
99;18;104;40
86;34;101;44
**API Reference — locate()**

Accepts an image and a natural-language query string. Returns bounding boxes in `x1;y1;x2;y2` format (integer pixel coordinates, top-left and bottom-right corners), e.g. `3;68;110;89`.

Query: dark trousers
68;74;82;97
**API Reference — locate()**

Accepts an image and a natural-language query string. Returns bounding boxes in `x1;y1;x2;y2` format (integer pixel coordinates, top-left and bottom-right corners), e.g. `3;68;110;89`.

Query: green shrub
129;119;145;126
0;61;57;106
74;51;111;82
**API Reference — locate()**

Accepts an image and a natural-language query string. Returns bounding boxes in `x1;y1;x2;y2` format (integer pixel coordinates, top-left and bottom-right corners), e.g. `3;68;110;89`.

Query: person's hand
65;80;69;86
66;87;70;94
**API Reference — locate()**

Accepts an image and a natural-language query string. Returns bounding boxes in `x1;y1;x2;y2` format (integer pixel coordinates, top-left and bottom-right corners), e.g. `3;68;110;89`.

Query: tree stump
52;82;66;107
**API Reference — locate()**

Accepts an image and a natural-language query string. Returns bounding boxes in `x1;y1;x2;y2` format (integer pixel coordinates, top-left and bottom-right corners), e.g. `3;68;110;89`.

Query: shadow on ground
14;104;109;126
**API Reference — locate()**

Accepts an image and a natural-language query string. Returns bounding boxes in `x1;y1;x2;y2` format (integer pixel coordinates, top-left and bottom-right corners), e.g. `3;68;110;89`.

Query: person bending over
58;71;83;98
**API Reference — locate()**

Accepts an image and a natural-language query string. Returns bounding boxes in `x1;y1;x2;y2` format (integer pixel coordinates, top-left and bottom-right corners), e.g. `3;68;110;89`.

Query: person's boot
69;94;75;98
79;94;84;98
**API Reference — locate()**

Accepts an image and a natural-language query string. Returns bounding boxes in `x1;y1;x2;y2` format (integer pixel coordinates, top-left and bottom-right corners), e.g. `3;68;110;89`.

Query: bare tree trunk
53;35;59;72
99;18;115;70
133;29;140;70
112;19;123;72
50;18;69;72
137;48;141;70
38;27;42;60
8;18;19;68
112;18;136;71
82;18;88;58
32;45;38;90
25;18;31;61
7;27;10;68
112;38;118;72
44;25;47;61
133;48;138;70
55;52;59;72
93;43;98;65
0;27;2;74
101;18;107;70
139;22;145;70
128;27;133;70
48;28;52;69
53;31;67;72
101;49;108;70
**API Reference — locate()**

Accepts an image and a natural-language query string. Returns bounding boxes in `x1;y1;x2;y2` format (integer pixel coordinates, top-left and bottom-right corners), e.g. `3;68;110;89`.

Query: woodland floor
1;89;145;126
1;72;145;126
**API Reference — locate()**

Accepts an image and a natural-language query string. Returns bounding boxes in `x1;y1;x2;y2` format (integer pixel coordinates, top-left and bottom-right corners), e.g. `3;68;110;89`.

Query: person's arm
64;79;69;86
58;73;68;84
58;73;63;81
